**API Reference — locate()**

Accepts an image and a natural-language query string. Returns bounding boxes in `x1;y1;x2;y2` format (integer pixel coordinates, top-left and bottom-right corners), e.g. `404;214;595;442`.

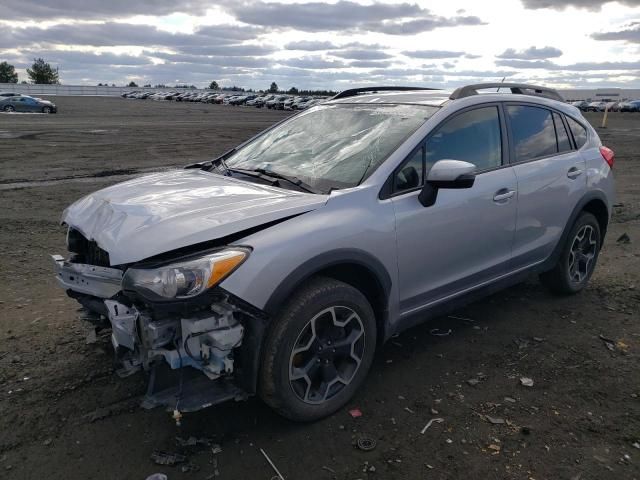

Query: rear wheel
540;212;601;294
3;105;15;112
259;277;377;421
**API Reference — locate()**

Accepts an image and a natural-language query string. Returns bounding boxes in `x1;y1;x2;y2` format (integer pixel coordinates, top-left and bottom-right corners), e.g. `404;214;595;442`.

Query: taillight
600;146;615;168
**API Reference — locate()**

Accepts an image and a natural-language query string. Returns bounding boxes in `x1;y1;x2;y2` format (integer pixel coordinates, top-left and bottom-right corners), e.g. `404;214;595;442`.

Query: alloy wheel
568;225;598;283
289;306;365;404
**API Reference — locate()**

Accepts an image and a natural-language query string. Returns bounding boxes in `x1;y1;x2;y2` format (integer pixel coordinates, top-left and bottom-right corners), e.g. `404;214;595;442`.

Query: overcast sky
2;0;639;90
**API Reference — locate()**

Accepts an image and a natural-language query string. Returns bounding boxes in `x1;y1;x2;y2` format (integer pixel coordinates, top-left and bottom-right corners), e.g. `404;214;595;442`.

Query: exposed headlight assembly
122;248;249;300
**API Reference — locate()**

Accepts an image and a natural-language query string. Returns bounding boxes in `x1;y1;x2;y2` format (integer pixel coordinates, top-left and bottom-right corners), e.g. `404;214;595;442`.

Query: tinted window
426;107;502;170
566;116;588;149
553;112;572;153
507;105;557;161
395;146;424;192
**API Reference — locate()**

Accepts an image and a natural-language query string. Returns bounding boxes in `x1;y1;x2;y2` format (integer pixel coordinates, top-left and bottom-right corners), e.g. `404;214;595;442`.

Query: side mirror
418;160;476;207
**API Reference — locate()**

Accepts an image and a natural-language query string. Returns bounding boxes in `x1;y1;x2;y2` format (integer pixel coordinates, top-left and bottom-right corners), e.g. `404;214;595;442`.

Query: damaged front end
52;229;265;414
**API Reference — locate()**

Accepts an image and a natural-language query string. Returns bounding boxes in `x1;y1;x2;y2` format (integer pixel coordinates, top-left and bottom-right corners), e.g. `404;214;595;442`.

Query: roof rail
332;86;440;100
449;83;564;102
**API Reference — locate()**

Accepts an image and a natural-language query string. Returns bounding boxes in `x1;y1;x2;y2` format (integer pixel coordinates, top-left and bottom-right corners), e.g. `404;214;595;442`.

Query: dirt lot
0;96;638;480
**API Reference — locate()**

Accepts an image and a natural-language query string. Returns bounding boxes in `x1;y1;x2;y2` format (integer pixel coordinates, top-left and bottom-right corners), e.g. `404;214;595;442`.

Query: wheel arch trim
263;248;392;318
543;190;609;271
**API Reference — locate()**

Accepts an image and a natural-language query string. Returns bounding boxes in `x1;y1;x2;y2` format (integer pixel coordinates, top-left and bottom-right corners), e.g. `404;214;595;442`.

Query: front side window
225;103;438;193
507;105;557;162
426;106;502;171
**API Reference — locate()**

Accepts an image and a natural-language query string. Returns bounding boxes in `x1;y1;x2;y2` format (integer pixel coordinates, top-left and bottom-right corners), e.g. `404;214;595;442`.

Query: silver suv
52;83;615;421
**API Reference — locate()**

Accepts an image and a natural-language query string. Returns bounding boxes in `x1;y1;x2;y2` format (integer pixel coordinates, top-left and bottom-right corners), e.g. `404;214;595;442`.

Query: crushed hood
62;169;327;265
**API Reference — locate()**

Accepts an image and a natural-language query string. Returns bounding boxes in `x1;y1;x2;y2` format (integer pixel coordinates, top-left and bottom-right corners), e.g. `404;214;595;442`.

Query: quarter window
566;116;588;149
394;146;424;192
553;112;572;153
426;106;502;171
507;105;557;162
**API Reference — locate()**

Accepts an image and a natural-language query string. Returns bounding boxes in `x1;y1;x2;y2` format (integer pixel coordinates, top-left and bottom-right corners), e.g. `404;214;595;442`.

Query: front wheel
540;212;601;294
259;277;377;421
42;106;52;114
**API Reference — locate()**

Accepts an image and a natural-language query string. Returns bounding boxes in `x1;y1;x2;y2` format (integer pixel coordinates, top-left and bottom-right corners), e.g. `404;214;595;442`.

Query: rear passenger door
506;104;587;269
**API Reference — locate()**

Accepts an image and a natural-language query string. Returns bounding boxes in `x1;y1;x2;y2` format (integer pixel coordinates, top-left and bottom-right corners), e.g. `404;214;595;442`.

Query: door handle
567;167;583;179
493;189;515;202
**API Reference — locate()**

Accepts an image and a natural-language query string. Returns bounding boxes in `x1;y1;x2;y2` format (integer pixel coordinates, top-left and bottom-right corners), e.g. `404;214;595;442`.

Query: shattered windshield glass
225;103;438;193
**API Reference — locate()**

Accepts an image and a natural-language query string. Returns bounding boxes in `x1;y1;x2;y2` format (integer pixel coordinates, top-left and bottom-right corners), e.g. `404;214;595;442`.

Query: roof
327;83;566;108
328;89;452;106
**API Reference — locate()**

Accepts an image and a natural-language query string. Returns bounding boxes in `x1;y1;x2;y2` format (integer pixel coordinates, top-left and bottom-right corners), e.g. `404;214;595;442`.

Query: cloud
6;50;153;67
371;16;485;35
174;44;276;57
221;1;484;34
0;0;214;19
496;46;563;59
592;23;640;43
331;49;392;60
284;40;340;50
281;56;347;69
402;50;466;59
3;22;263;49
349;60;393;68
496;58;640;70
520;0;640;10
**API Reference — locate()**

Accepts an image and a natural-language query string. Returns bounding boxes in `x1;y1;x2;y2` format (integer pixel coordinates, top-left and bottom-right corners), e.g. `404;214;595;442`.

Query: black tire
259;276;377;422
540;212;601;295
3;105;15;112
42;106;51;114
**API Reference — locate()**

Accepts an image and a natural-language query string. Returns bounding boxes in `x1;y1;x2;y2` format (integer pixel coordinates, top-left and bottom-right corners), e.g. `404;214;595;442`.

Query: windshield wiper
229;167;323;194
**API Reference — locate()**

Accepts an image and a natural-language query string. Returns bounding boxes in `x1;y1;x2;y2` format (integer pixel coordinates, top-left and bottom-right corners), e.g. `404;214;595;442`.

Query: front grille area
67;228;111;267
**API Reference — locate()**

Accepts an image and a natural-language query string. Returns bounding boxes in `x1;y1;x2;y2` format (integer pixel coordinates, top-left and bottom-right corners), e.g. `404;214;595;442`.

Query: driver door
389;104;518;317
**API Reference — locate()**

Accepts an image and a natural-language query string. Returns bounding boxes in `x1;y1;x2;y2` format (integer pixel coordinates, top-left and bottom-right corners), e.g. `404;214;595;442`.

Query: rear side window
566;116;588;149
553;112;572;153
507;105;557;162
426;106;502;171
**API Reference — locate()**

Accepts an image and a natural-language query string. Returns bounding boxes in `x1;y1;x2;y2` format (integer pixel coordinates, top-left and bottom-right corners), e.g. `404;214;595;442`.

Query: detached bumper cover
51;254;123;298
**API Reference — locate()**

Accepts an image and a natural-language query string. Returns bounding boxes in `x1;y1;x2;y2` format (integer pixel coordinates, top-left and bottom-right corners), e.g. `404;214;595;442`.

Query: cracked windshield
225;104;438;193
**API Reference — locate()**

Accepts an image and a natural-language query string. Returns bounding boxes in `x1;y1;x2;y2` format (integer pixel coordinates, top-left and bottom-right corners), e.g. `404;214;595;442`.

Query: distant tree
27;58;59;84
20;80;27;84
269;82;278;93
143;83;151;88
209;80;219;90
154;84;166;88
229;85;245;92
288;86;299;94
128;81;138;87
0;61;19;83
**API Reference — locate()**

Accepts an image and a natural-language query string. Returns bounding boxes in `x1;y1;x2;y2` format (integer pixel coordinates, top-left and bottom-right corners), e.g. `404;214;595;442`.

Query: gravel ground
0;96;638;480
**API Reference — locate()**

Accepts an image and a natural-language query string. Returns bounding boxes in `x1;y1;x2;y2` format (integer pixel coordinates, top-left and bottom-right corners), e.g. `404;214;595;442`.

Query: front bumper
52;253;255;412
52;254;122;298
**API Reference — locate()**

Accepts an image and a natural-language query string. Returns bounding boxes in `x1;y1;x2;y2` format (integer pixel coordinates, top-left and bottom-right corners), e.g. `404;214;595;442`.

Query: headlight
122;248;249;300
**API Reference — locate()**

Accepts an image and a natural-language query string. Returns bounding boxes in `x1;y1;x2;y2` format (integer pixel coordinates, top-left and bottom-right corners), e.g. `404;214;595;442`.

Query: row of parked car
570;99;640;112
121;90;329;111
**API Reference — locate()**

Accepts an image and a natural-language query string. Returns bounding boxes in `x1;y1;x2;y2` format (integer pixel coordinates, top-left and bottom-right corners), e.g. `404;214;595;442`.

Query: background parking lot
0;96;638;479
